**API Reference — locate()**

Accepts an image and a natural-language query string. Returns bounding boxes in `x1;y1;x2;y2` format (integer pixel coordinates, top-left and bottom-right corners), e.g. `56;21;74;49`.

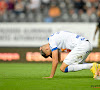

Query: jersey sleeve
48;37;58;52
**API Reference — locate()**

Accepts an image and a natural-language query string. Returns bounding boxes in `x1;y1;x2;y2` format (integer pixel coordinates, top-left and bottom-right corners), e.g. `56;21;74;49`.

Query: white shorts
63;41;93;65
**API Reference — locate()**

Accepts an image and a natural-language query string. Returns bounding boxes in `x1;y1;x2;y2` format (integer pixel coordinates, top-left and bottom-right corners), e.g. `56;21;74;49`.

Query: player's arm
58;51;61;62
44;49;59;78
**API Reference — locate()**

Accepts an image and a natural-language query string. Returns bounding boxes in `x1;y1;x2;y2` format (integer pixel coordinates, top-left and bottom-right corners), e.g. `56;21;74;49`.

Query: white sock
68;63;93;72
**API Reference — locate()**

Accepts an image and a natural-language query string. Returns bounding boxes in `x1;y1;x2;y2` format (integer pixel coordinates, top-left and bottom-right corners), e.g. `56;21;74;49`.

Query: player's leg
60;62;93;73
60;40;93;73
60;63;69;72
64;63;93;72
60;51;93;73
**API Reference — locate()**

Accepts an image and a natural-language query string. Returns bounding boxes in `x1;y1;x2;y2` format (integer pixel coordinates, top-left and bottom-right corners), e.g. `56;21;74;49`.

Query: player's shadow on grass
0;76;92;80
0;76;42;80
56;75;93;79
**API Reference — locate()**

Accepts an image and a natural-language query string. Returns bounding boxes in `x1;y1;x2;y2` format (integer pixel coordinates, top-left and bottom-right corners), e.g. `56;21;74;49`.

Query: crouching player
40;31;100;78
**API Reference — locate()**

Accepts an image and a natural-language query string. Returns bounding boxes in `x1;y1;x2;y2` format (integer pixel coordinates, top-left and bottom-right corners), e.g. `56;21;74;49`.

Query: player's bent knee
60;67;65;72
60;63;69;72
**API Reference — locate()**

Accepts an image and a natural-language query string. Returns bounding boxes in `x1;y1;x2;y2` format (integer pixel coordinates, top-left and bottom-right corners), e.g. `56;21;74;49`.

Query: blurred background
0;0;100;22
0;0;100;62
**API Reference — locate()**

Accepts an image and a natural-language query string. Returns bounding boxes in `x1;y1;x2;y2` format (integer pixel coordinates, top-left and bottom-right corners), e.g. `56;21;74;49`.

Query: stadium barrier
0;47;100;62
0;23;98;47
0;23;100;62
26;52;100;62
0;53;20;61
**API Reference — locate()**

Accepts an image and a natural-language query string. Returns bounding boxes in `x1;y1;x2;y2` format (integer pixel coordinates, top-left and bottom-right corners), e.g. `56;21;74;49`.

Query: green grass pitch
0;63;100;90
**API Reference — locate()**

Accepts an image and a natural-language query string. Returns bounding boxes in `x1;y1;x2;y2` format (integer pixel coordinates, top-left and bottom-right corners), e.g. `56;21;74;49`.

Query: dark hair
40;50;49;58
40;50;52;58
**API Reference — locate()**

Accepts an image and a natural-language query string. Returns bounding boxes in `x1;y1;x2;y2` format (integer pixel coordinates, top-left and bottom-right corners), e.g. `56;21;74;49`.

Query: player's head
40;43;52;58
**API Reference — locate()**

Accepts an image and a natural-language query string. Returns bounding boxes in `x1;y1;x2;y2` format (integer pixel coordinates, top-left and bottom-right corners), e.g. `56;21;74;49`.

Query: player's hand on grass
43;76;53;78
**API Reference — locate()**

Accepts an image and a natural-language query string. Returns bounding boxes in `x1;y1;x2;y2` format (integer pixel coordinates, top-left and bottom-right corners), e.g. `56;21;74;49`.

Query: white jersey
48;31;87;52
